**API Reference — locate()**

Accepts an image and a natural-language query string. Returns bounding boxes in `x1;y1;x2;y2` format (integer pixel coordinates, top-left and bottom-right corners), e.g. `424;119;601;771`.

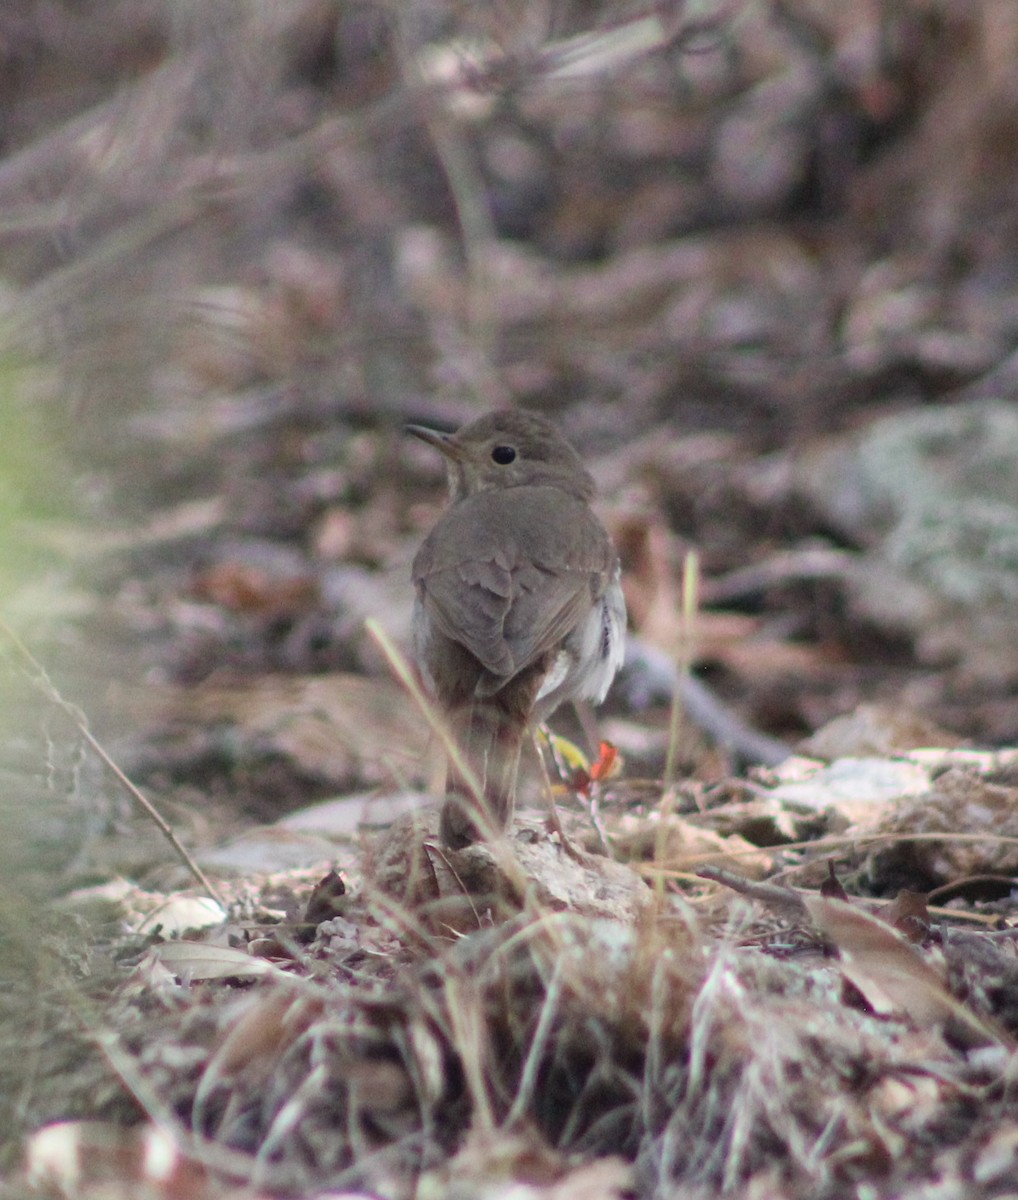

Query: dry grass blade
442;973;497;1134
505;955;566;1127
663;549;700;789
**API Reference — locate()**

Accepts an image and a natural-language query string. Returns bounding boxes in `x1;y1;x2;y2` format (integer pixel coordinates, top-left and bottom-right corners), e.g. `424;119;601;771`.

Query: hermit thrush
408;409;626;848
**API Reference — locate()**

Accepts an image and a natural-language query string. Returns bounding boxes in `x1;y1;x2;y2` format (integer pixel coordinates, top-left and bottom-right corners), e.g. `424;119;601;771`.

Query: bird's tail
440;674;541;849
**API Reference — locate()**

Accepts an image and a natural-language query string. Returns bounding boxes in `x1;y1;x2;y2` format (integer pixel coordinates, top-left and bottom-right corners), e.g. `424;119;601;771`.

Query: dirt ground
3;3;1018;1198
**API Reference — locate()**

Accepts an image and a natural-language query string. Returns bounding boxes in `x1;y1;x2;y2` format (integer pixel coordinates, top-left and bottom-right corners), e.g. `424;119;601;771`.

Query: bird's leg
530;724;598;866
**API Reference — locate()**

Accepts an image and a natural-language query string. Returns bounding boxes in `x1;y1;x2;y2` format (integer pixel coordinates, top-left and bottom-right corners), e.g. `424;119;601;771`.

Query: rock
795;400;1018;683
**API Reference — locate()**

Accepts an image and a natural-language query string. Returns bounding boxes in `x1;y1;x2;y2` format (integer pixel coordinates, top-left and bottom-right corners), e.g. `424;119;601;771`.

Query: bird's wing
416;549;517;678
412;488;613;686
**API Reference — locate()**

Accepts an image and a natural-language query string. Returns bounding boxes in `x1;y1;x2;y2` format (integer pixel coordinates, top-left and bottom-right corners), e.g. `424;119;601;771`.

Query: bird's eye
491;445;516;465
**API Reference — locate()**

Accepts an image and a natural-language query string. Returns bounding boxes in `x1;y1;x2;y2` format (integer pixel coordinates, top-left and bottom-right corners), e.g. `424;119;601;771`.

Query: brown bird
408;409;625;848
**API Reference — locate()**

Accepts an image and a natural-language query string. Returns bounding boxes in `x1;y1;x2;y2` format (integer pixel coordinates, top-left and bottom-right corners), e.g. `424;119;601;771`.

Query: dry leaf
881;889;932;943
150;941;288;982
804;895;1013;1050
137;895;227;937
192;560;318;617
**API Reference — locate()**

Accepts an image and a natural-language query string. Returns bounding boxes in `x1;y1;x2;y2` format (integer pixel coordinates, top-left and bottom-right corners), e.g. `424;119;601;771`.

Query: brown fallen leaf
192;984;324;1132
191;559;319;617
803;895;1014;1051
202;984;318;1078
881;889;933;943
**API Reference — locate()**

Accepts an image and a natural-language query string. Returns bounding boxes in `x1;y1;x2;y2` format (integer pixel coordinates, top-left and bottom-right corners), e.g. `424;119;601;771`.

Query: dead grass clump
83;891;1001;1198
85;907;701;1194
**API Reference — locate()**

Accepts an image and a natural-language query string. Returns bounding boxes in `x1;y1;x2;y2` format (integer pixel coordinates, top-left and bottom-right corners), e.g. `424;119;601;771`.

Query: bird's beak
405;424;465;461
